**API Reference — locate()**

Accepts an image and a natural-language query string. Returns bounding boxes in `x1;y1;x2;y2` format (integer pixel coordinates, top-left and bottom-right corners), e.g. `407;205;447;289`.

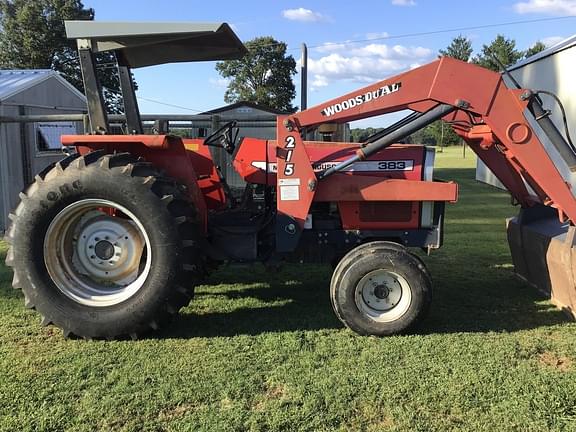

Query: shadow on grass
166;299;342;339
160;265;341;338
423;276;568;335
0;256;569;339
0;251;17;299
157;263;570;339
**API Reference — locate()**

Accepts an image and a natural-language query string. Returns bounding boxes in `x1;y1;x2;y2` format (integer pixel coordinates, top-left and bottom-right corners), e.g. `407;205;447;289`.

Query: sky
83;0;576;127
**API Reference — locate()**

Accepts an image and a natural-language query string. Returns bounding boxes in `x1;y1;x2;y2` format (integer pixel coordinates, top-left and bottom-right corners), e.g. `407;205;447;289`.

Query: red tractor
5;22;576;339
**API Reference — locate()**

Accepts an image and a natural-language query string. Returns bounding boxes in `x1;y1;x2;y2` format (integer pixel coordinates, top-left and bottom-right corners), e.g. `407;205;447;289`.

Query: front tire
4;151;205;339
330;241;432;336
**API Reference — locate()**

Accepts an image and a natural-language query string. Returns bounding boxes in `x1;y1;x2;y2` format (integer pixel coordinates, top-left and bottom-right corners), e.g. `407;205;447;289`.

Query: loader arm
275;57;576;241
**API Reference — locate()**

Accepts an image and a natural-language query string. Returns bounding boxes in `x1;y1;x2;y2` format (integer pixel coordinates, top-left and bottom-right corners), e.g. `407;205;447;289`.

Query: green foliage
216;37;297;113
439;35;473;62
0;0;130;113
0;0;92;68
350;127;383;142
408;120;461;146
1;148;576;431
169;128;194;138
473;34;524;71
352;120;462;146
525;41;546;59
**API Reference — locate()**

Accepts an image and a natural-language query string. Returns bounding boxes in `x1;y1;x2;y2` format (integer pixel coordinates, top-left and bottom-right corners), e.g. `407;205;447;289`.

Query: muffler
507;205;576;318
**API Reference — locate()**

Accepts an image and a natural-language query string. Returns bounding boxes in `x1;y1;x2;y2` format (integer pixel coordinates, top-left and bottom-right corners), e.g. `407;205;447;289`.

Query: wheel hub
373;284;390;299
44;199;151;307
74;214;144;283
354;269;412;322
94;240;115;260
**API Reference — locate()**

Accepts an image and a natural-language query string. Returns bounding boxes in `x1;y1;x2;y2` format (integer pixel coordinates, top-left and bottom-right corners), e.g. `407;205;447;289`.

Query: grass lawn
1;145;575;431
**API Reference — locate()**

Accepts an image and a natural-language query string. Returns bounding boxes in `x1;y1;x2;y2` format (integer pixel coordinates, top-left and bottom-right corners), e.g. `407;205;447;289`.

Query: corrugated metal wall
0;104;23;232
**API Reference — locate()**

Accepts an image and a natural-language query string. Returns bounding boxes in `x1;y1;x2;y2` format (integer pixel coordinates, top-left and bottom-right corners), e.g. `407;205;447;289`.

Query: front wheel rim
44;199;152;307
354;269;412;323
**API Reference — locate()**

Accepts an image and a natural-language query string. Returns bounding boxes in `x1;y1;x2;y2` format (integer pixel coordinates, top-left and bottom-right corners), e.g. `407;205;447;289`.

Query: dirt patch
367;416;395;431
252;383;288;411
264;383;287;400
220;397;234;410
538;352;573;372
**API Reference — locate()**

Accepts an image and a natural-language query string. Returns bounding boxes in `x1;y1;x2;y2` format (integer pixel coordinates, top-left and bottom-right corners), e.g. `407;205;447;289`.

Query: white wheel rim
44;199;151;307
354;269;412;323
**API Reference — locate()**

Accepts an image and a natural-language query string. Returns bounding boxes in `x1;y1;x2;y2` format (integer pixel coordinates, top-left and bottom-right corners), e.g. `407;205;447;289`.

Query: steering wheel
203;121;239;154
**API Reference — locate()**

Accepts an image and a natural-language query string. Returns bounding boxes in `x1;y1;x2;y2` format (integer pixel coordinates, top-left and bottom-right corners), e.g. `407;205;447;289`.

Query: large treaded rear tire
330;241;432;336
4;151;205;340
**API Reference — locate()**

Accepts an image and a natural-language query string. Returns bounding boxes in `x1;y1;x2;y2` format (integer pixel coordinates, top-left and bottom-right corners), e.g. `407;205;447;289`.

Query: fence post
211;114;220;134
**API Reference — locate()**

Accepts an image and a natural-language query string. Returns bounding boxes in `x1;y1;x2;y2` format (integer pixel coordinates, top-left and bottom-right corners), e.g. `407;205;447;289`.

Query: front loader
4;21;576;339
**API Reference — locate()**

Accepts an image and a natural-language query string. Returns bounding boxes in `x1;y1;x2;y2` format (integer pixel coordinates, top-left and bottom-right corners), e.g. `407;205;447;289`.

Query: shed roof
0;69;86;103
204;101;288;115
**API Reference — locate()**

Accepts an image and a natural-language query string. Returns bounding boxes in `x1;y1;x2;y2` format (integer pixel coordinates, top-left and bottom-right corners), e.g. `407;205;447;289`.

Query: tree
473;34;524;71
439;35;473;62
525;41;546;59
350;127;383;143
216;36;297;112
0;0;129;113
407;122;461;147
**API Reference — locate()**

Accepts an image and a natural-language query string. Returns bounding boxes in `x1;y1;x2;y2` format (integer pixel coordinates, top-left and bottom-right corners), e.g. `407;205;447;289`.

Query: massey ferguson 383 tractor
5;21;576;339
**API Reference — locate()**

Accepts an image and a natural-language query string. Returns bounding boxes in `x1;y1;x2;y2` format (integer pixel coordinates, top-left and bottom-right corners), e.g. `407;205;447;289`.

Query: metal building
0;70;86;231
476;35;576;190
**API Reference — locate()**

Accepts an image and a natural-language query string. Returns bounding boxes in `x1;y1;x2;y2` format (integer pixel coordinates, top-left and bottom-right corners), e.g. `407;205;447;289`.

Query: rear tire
330;241;432;336
4;151;205;339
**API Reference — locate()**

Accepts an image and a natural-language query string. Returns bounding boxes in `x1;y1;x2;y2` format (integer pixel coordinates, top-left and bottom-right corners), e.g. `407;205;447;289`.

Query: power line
103;86;205;113
283;15;576;51
136;96;205;113
89;14;576;113
91;15;576;62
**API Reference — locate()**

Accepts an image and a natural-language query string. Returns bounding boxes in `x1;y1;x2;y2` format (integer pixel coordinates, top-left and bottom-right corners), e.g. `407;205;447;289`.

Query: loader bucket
507;206;576;319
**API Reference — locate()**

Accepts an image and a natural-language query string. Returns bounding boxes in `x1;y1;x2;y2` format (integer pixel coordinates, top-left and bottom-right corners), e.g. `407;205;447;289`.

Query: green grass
1;146;575;431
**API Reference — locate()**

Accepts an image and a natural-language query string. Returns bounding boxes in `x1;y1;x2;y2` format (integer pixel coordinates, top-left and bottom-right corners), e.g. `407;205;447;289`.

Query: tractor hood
65;21;247;68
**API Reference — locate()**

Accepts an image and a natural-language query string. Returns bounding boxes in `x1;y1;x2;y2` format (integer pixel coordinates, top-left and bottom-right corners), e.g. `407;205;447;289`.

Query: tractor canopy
64;21;247;68
64;21;247;134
